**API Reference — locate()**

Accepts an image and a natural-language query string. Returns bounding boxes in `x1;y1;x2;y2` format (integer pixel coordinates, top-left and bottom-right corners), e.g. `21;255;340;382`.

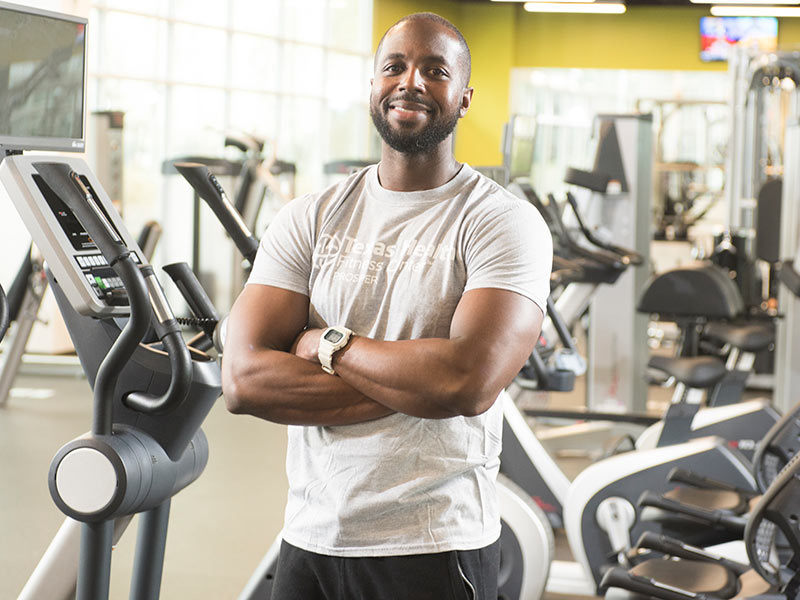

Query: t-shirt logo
315;231;456;287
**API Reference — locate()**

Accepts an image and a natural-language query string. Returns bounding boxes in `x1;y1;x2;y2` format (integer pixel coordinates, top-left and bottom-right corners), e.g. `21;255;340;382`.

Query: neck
377;140;461;192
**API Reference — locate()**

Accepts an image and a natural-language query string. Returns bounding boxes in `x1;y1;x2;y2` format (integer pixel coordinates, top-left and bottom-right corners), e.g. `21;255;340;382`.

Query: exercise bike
502;333;759;596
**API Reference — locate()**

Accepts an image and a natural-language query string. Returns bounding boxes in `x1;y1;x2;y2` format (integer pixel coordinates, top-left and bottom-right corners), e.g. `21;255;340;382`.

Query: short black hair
374;12;471;86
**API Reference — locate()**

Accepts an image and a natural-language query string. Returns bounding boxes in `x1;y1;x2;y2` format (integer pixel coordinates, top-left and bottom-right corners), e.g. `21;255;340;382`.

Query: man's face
369;20;472;155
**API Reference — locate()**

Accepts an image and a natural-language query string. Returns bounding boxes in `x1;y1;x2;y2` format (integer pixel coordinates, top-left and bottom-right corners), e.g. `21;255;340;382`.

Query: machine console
0;154;144;316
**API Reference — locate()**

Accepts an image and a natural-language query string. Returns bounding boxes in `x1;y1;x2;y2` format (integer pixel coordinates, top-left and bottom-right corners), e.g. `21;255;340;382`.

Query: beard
370;95;461;155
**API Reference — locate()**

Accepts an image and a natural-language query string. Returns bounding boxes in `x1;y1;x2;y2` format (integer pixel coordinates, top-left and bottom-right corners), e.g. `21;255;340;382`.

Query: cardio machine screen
0;4;86;144
33;174;123;252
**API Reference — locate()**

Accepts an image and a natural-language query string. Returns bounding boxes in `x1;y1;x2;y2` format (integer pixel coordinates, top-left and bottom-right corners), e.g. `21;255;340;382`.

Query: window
85;0;375;308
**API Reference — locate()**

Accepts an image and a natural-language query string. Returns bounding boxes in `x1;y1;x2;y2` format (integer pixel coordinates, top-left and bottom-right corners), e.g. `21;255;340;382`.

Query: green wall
373;1;800;165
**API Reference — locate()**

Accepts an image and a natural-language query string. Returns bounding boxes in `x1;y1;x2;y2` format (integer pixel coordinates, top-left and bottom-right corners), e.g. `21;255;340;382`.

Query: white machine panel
0;155;143;316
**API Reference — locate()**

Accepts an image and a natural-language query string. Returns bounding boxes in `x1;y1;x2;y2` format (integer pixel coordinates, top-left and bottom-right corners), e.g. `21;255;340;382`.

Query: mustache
385;94;434;111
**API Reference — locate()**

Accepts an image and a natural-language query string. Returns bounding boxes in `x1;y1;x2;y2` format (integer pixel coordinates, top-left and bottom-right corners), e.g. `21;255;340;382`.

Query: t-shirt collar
367;163;473;206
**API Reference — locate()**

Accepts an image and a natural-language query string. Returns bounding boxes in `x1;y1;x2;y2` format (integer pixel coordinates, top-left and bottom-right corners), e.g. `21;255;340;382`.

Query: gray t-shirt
247;163;552;556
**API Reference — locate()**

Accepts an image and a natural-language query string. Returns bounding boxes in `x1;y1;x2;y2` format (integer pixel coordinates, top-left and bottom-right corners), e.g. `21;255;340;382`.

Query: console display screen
33;174;122;252
0;5;85;142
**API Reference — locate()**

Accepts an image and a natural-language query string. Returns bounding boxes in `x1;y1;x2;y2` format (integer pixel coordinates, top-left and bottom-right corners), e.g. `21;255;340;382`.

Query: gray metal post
130;500;172;600
775;121;800;413
76;520;114;600
725;47;749;231
586;114;652;412
18;516;133;600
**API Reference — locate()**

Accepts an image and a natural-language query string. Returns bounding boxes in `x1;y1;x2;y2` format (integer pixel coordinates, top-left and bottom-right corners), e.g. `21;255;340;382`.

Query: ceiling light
694;0;798;4
494;0;597;2
523;1;625;12
710;4;800;14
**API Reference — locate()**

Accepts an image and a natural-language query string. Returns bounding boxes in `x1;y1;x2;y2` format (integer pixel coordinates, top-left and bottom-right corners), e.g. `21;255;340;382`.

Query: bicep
226;284;310;354
450;288;543;384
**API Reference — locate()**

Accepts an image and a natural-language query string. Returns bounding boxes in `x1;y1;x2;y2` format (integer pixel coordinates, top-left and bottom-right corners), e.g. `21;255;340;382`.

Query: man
223;12;552;600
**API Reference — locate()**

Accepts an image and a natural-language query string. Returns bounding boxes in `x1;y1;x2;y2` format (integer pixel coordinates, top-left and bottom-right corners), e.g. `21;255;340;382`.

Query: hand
290;328;324;363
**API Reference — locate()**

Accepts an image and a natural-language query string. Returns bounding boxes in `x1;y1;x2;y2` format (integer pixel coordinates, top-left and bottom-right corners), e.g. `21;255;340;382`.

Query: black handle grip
564;192;645;266
668;467;758;497
635;531;685;555
118;265;192;414
599;566;711;600
638;491;747;534
0;283;9;342
123;330;193;415
173;162;260;265
634;531;750;575
564;167;610;193
545;192;627;270
546;296;579;354
162;262;220;339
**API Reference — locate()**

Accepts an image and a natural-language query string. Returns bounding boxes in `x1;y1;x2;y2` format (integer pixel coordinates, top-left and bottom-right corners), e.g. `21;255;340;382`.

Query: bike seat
648;355;727;388
704;321;774;353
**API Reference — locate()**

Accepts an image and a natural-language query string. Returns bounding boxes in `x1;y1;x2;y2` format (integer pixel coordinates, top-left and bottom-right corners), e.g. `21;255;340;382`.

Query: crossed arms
221;284;543;426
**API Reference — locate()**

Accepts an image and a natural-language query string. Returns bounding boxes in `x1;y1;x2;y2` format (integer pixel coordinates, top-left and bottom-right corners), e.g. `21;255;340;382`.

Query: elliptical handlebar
225;132;264;154
599;566;717;600
173;162;260;266
162;262;220;324
163;261;221;344
32;162;192;431
544;192;627;270
564;191;645;266
122;264;193;415
633;531;750;576
637;490;747;534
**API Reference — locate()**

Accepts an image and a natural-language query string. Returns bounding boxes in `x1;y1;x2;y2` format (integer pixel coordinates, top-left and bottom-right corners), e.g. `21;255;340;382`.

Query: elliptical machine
2;155;222;600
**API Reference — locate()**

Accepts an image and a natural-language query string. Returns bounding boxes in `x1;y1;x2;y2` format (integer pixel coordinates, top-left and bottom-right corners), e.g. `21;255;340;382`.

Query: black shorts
270;538;501;600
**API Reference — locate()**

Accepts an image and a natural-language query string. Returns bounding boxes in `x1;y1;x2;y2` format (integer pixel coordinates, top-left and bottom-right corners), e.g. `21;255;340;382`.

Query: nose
398;67;424;93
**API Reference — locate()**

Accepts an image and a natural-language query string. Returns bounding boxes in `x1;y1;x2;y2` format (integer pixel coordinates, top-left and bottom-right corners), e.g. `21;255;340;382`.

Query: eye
384;63;403;74
429;67;448;79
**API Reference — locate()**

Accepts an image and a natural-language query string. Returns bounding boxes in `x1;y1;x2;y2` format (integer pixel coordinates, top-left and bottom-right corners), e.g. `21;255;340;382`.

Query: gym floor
1;370;288;599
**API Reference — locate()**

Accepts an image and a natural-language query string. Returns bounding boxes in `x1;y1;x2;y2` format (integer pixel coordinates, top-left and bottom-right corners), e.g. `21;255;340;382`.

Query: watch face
324;330;344;343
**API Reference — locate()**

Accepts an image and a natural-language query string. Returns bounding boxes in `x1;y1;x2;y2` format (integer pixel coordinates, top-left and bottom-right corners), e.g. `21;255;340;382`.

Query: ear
459;87;474;118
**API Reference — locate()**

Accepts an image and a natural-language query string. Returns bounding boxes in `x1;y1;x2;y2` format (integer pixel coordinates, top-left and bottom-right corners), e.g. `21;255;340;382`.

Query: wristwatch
318;326;353;375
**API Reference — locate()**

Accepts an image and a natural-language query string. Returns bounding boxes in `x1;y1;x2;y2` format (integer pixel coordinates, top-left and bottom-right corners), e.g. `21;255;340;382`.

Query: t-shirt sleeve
246;195;315;296
463;199;552;313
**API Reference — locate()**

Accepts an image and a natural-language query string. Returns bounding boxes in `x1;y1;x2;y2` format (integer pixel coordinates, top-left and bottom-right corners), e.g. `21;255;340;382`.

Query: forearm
332;336;510;419
222;348;394;426
291;290;541;419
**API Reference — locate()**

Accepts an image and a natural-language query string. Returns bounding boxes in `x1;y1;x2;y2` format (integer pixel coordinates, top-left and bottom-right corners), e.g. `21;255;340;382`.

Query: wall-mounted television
700;16;778;62
0;1;87;155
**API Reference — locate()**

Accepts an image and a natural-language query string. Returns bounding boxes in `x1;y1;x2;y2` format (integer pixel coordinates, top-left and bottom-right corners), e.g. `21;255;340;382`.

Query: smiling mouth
387;100;432;114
